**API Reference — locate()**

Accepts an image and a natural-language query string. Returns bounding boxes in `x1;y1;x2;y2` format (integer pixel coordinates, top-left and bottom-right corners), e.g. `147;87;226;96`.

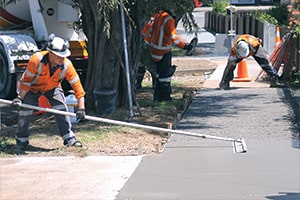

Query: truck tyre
0;44;16;99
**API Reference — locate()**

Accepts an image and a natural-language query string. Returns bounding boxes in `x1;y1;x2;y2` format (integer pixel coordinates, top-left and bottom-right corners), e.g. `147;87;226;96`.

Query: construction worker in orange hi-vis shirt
11;34;86;150
142;10;193;101
219;34;281;90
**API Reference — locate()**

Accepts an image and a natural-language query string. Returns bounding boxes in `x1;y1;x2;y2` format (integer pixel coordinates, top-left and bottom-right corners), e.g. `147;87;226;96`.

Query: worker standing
143;10;193;101
219;34;280;90
136;13;158;90
11;34;86;150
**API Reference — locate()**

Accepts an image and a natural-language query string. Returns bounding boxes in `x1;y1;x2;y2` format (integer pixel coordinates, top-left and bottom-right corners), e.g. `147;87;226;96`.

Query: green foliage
181;12;199;35
291;70;300;88
267;3;290;26
0;0;16;7
96;0;121;38
288;0;300;36
138;95;183;113
201;0;214;6
211;0;230;15
0;137;8;149
255;12;278;25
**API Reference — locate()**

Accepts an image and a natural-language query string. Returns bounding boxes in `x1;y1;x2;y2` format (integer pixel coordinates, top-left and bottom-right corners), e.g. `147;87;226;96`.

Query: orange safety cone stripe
233;59;252;82
275;26;280;47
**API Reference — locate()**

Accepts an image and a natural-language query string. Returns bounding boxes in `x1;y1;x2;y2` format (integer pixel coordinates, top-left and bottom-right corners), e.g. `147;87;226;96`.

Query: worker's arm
77;96;85;110
18;90;28;100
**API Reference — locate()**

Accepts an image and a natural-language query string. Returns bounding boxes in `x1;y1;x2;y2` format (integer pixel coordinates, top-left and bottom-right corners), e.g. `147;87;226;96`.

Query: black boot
64;136;82;147
153;79;160;101
270;75;284;87
159;82;172;101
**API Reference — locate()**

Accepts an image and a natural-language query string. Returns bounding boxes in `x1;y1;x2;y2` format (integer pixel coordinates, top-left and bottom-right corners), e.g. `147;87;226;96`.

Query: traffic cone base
232;59;252;82
232;77;252;82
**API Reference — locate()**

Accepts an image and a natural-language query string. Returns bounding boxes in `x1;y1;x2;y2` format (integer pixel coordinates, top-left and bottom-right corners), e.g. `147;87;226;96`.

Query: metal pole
228;5;236;48
120;0;134;119
0;99;245;142
0;99;248;153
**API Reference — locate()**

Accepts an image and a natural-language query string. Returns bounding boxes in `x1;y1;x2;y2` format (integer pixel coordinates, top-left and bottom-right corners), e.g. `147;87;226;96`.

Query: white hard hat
47;35;71;58
235;41;249;58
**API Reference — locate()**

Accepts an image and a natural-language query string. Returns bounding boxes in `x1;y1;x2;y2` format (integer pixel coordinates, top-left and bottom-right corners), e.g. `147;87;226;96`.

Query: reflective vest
144;11;186;62
19;51;85;99
233;34;261;57
142;14;156;44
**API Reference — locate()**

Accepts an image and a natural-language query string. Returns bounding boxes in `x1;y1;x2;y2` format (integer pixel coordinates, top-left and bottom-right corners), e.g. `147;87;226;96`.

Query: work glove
183;43;193;51
11;97;23;108
76;109;86;120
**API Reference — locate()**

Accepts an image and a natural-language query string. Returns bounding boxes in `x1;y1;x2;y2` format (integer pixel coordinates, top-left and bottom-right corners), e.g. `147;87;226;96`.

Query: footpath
116;59;300;199
117;9;300;198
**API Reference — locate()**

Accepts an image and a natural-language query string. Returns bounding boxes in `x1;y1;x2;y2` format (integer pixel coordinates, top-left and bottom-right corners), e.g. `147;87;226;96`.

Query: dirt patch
0;58;216;157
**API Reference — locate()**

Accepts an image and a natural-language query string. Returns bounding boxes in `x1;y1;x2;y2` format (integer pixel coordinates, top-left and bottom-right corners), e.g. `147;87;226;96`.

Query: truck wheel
0;44;16;99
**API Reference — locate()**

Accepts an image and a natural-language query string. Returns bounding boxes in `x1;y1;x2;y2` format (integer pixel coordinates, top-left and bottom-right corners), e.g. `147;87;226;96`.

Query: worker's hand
11;97;23;108
76;109;86;120
183;43;193;51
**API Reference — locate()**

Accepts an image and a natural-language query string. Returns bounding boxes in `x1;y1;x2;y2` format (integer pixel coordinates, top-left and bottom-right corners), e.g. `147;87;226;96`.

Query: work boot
219;81;230;90
270;76;284;88
63;136;82;147
15;139;29;151
158;82;172;101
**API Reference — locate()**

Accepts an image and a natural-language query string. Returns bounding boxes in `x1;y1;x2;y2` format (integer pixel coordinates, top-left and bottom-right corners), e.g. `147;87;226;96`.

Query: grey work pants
221;45;278;84
16;87;75;143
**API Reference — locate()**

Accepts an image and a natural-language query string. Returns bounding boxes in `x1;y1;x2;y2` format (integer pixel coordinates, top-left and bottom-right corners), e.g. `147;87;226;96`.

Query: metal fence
204;11;300;72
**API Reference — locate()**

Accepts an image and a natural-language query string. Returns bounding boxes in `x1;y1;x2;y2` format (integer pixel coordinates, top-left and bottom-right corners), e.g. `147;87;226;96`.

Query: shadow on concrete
266;192;300;200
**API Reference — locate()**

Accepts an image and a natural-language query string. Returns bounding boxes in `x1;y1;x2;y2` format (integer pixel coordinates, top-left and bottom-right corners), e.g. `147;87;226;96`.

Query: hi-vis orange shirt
232;34;261;57
142;14;156;45
143;11;186;62
19;51;85;99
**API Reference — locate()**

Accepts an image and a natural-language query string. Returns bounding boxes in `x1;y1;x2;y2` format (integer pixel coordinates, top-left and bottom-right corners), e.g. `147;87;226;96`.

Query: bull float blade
232;138;247;153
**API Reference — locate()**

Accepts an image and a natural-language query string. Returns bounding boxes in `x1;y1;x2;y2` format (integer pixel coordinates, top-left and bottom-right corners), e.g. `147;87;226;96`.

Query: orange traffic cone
275;26;280;47
34;95;51;116
233;59;252;82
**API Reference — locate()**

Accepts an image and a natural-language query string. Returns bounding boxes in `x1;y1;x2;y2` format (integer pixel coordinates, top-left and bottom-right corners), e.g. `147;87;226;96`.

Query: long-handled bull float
0;99;247;153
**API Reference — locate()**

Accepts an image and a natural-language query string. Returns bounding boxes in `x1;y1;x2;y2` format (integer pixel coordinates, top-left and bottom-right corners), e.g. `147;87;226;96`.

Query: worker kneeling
219;34;281;90
12;34;86;150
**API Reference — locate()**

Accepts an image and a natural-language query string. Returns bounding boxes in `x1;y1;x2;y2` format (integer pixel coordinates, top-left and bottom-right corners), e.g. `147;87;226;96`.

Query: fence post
237;16;244;35
263;21;276;55
250;17;256;36
244;16;251;34
204;11;209;29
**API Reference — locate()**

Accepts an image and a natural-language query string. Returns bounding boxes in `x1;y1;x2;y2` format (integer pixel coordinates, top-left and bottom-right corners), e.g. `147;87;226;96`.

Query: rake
0;99;247;153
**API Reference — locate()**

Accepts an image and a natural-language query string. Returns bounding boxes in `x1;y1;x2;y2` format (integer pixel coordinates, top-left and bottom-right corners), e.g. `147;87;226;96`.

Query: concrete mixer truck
0;0;88;99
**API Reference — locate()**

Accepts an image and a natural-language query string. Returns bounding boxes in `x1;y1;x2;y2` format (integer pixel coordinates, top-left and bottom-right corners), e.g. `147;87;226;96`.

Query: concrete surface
116;80;300;200
0;156;142;200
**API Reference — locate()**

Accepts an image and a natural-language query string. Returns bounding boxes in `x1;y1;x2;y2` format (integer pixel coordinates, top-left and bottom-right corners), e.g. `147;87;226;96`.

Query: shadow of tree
266;192;300;200
0;144;58;155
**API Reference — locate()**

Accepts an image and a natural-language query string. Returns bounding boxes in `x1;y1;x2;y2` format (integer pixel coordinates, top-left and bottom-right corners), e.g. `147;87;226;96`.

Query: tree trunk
79;0;139;111
77;0;195;113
